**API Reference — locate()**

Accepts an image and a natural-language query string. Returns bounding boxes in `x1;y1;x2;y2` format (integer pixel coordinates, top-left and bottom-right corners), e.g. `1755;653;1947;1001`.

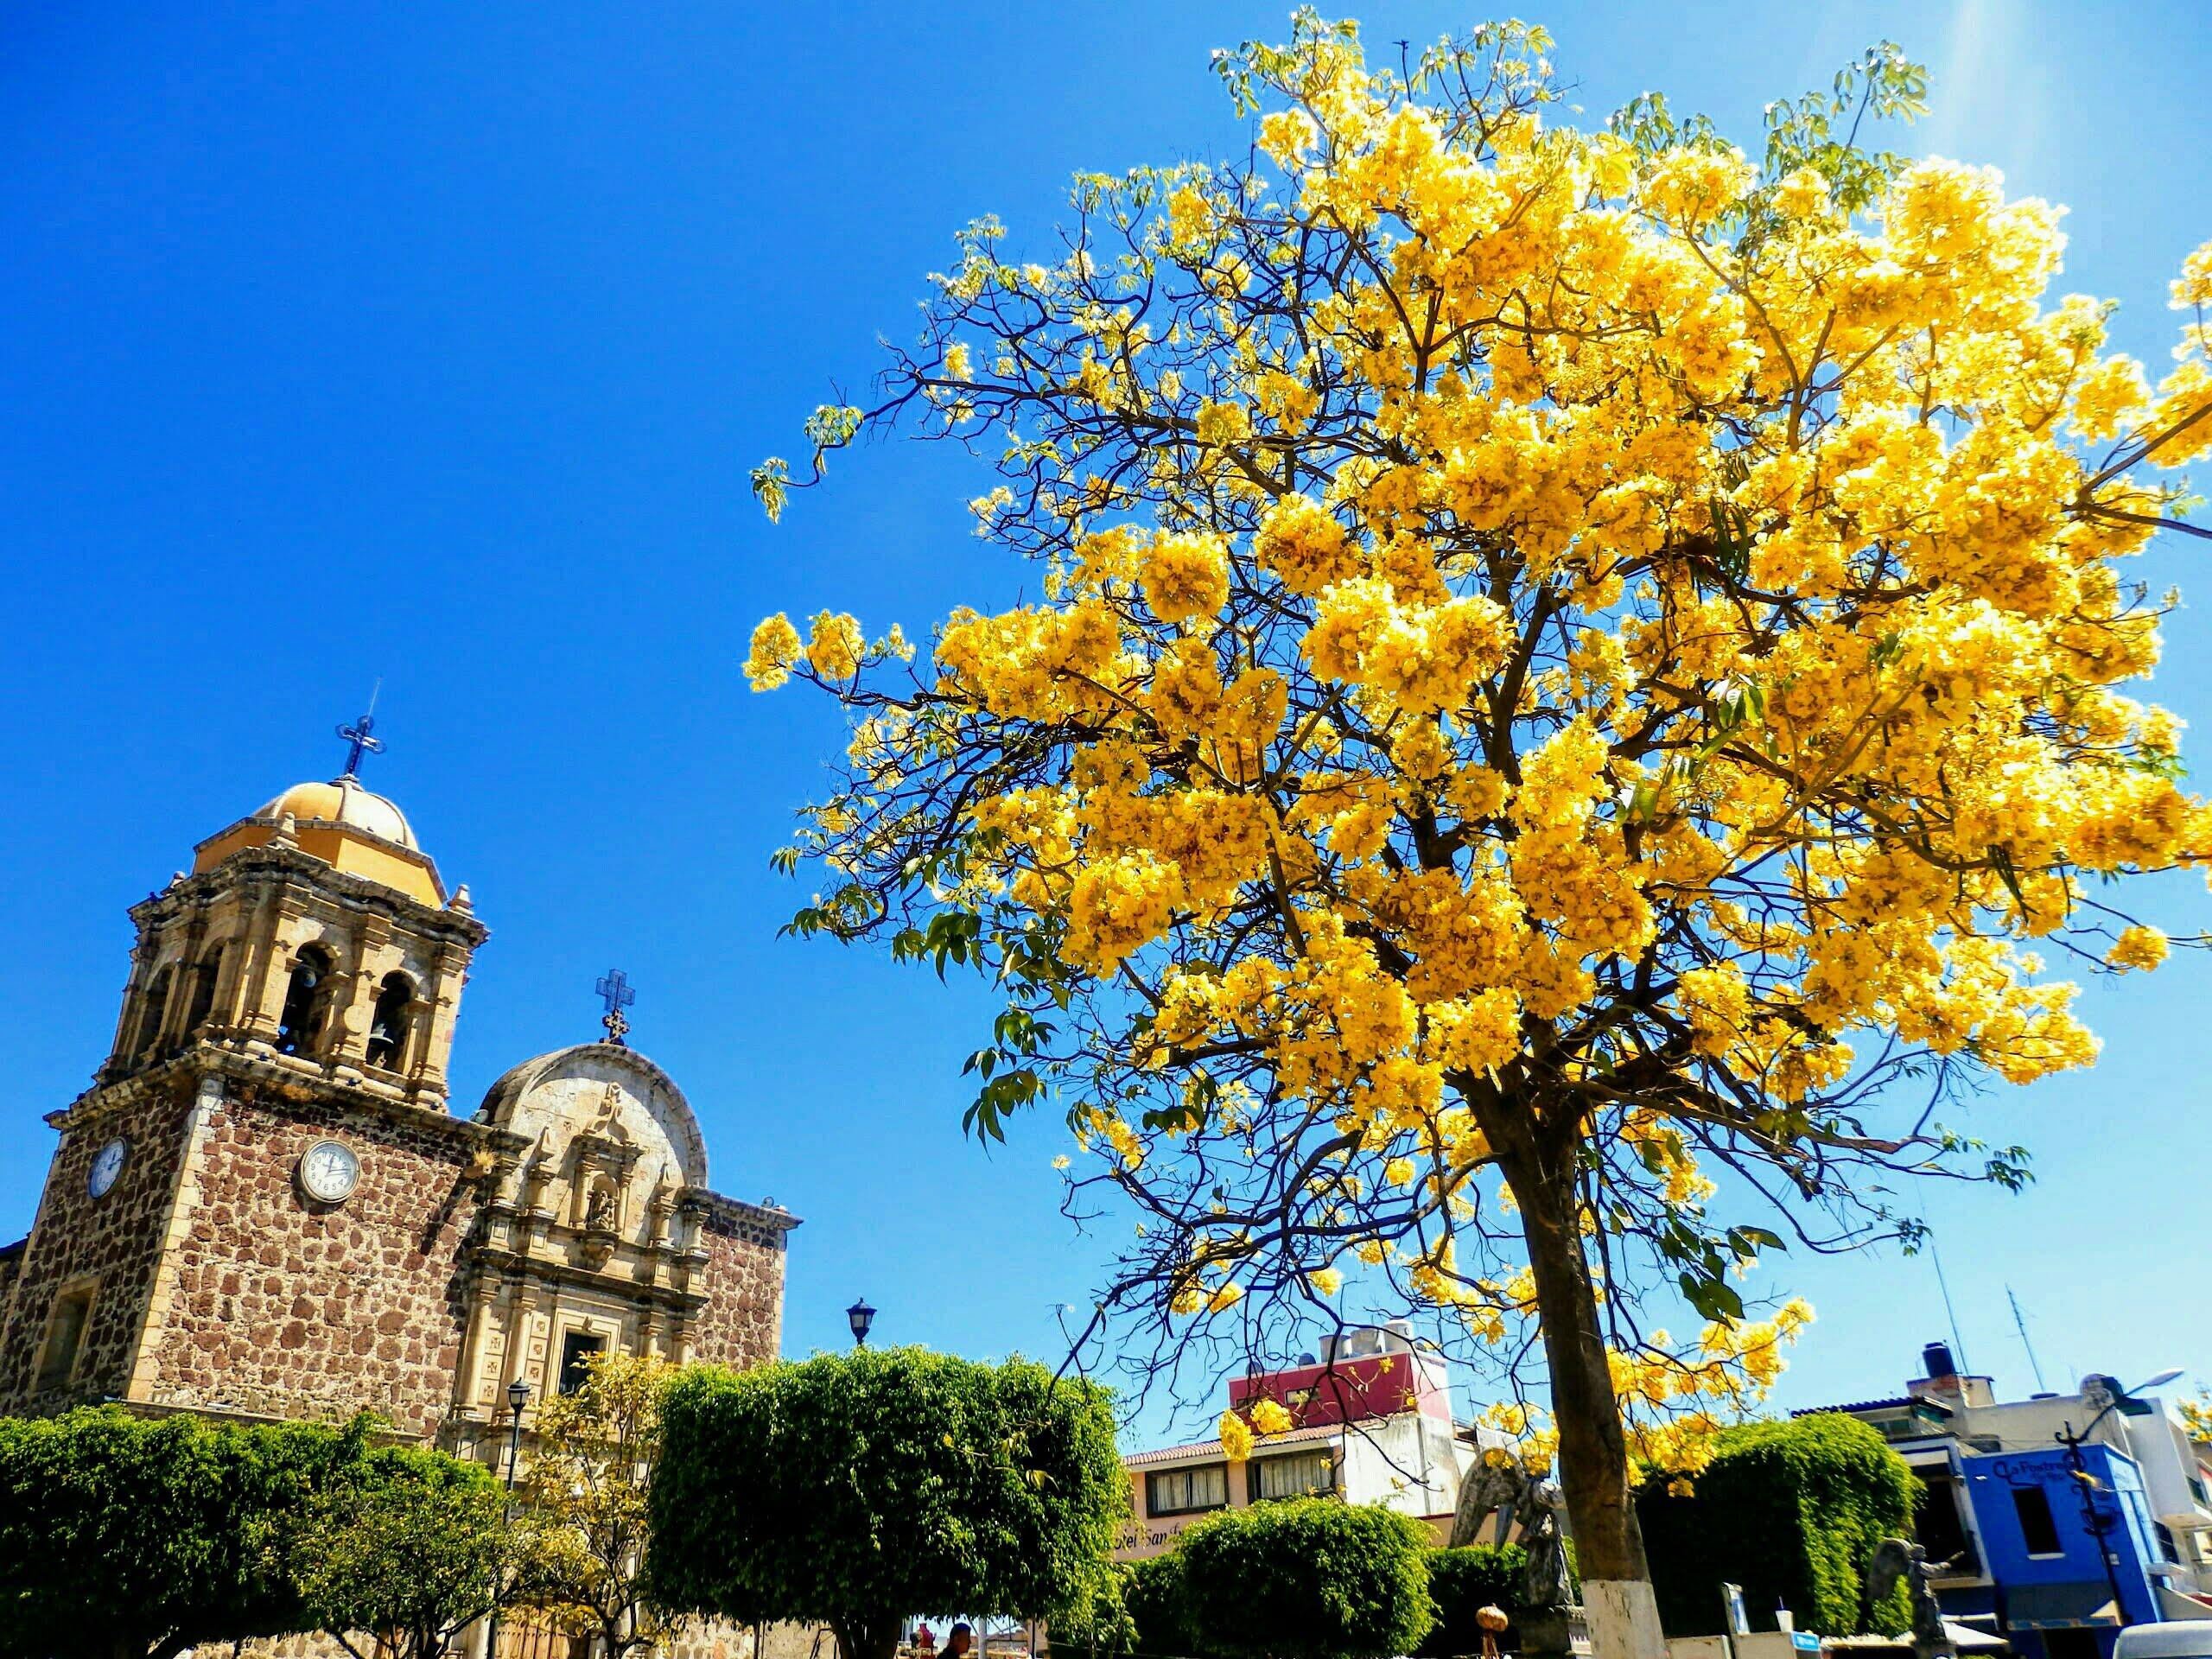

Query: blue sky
4;0;2207;1446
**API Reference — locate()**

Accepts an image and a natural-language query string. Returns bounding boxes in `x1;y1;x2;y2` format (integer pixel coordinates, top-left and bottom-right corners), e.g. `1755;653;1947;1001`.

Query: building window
2012;1484;2063;1555
558;1330;607;1395
1250;1449;1336;1502
184;945;225;1034
276;946;334;1057
364;973;414;1070
134;965;175;1062
1147;1464;1229;1517
1915;1472;1974;1570
36;1285;96;1390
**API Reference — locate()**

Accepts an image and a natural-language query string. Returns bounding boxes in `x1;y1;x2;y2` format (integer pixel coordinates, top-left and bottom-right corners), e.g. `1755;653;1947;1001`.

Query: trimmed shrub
1418;1544;1528;1657
0;1407;503;1659
1126;1551;1201;1656
1638;1414;1916;1637
648;1349;1127;1659
1172;1499;1435;1659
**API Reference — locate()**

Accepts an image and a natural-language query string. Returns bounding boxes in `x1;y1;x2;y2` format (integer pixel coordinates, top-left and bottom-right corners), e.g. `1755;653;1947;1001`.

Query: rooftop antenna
1925;1223;1970;1376
2008;1285;2049;1393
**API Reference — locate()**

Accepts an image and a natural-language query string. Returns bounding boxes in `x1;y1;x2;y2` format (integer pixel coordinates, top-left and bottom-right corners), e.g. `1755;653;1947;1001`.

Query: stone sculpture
1866;1536;1958;1659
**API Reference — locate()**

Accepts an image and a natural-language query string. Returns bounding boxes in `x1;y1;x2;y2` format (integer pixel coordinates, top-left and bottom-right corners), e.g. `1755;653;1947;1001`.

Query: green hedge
1417;1544;1527;1657
0;1406;497;1659
1637;1414;1915;1637
1172;1499;1435;1659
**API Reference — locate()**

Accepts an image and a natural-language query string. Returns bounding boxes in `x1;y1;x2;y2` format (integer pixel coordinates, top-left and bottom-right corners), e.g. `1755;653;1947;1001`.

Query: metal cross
594;969;635;1046
336;682;385;777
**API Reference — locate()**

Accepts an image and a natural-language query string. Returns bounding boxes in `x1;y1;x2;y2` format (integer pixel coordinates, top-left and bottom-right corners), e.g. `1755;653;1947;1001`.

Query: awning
2158;1586;2212;1622
2003;1583;2122;1630
1826;1621;2008;1653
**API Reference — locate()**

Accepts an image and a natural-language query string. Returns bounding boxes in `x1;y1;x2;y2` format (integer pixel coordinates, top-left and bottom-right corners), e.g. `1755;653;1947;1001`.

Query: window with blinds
1147;1463;1229;1516
1251;1449;1336;1501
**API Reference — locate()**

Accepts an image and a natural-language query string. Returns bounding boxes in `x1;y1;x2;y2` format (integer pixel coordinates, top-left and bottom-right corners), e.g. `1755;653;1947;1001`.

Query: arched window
183;944;225;1035
276;946;334;1058
364;972;415;1071
132;965;175;1062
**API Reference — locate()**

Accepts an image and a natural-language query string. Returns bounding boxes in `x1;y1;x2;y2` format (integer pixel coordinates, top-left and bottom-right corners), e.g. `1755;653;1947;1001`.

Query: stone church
0;753;797;1474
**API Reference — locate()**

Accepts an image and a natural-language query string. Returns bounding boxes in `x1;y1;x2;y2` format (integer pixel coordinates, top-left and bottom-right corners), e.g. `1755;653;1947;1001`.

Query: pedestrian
945;1623;974;1659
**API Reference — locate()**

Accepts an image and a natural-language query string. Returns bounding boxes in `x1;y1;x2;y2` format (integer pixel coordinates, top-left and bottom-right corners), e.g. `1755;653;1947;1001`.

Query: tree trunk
1512;1144;1668;1659
832;1618;903;1659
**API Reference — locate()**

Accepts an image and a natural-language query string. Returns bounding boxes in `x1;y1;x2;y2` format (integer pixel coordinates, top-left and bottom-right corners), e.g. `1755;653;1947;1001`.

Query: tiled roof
1126;1422;1343;1467
1792;1397;1927;1416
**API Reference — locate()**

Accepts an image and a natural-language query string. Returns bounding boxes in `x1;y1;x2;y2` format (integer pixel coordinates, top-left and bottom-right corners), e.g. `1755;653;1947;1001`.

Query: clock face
298;1140;360;1205
87;1138;128;1199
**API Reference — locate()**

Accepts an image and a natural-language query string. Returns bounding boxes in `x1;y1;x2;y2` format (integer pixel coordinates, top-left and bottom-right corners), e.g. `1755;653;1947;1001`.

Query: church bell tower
1;718;792;1452
0;724;490;1421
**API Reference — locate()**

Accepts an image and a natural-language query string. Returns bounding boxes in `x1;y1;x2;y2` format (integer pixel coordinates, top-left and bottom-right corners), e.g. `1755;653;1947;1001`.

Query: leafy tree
741;10;2211;1655
524;1350;689;1657
1046;1560;1143;1659
1637;1414;1915;1637
648;1348;1128;1659
291;1444;539;1659
1172;1499;1434;1659
1122;1551;1198;1656
0;1405;377;1659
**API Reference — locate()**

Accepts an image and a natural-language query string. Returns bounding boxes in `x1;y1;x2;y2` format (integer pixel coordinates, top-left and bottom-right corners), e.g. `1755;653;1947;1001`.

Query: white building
1117;1321;1474;1560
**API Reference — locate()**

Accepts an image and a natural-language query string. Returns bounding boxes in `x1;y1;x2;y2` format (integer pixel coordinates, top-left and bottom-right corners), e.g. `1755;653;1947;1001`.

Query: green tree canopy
647;1348;1128;1659
0;1405;378;1659
1172;1499;1436;1659
291;1442;538;1659
1637;1413;1916;1637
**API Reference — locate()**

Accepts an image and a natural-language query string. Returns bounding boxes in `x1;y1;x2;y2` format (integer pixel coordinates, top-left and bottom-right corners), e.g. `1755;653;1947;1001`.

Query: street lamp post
482;1378;533;1659
2053;1368;2183;1637
848;1298;876;1349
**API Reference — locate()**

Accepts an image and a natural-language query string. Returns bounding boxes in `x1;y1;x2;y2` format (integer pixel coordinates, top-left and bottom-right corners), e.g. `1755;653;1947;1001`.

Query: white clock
87;1138;128;1198
298;1140;360;1205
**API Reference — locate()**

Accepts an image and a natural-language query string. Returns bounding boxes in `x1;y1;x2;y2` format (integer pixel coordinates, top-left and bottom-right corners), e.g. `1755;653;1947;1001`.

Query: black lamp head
847;1297;877;1347
507;1377;532;1414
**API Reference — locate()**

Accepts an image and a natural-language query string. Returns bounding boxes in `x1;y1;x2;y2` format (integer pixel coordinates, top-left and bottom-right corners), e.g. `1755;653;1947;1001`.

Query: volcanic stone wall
135;1081;482;1439
0;1080;199;1411
684;1204;787;1371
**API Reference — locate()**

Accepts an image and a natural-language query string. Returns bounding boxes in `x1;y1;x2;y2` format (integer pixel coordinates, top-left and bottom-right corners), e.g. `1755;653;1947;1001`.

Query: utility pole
2050;1368;2183;1635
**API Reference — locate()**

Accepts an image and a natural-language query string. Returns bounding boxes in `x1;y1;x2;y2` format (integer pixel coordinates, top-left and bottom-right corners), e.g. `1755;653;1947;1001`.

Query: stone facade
0;772;798;1477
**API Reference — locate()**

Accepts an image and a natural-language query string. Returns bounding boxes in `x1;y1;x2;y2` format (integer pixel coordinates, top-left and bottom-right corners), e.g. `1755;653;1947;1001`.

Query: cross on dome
336;683;385;778
594;969;635;1046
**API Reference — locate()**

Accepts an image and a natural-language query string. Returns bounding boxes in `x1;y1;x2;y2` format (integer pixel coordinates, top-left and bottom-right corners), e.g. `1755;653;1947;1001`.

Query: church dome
255;776;418;850
192;772;448;908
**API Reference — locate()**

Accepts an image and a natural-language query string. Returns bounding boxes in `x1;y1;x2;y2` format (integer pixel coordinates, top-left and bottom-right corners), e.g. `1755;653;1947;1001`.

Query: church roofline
55;1046;529;1154
474;1042;712;1190
137;840;486;942
680;1188;803;1232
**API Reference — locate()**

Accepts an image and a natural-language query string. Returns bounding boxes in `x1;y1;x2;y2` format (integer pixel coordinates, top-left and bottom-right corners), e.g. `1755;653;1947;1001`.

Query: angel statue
1866;1537;1958;1659
1451;1450;1574;1611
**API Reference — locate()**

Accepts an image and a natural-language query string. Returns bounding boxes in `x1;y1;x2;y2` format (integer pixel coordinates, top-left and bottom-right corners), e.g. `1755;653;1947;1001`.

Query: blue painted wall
1961;1444;2164;1656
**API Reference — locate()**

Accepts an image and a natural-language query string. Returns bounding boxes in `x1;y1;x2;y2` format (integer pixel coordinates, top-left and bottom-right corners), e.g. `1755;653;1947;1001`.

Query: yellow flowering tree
745;15;2210;1655
524;1352;686;1659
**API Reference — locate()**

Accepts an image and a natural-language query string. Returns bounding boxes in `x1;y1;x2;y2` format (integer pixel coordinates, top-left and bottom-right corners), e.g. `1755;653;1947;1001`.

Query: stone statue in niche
584;1176;616;1232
